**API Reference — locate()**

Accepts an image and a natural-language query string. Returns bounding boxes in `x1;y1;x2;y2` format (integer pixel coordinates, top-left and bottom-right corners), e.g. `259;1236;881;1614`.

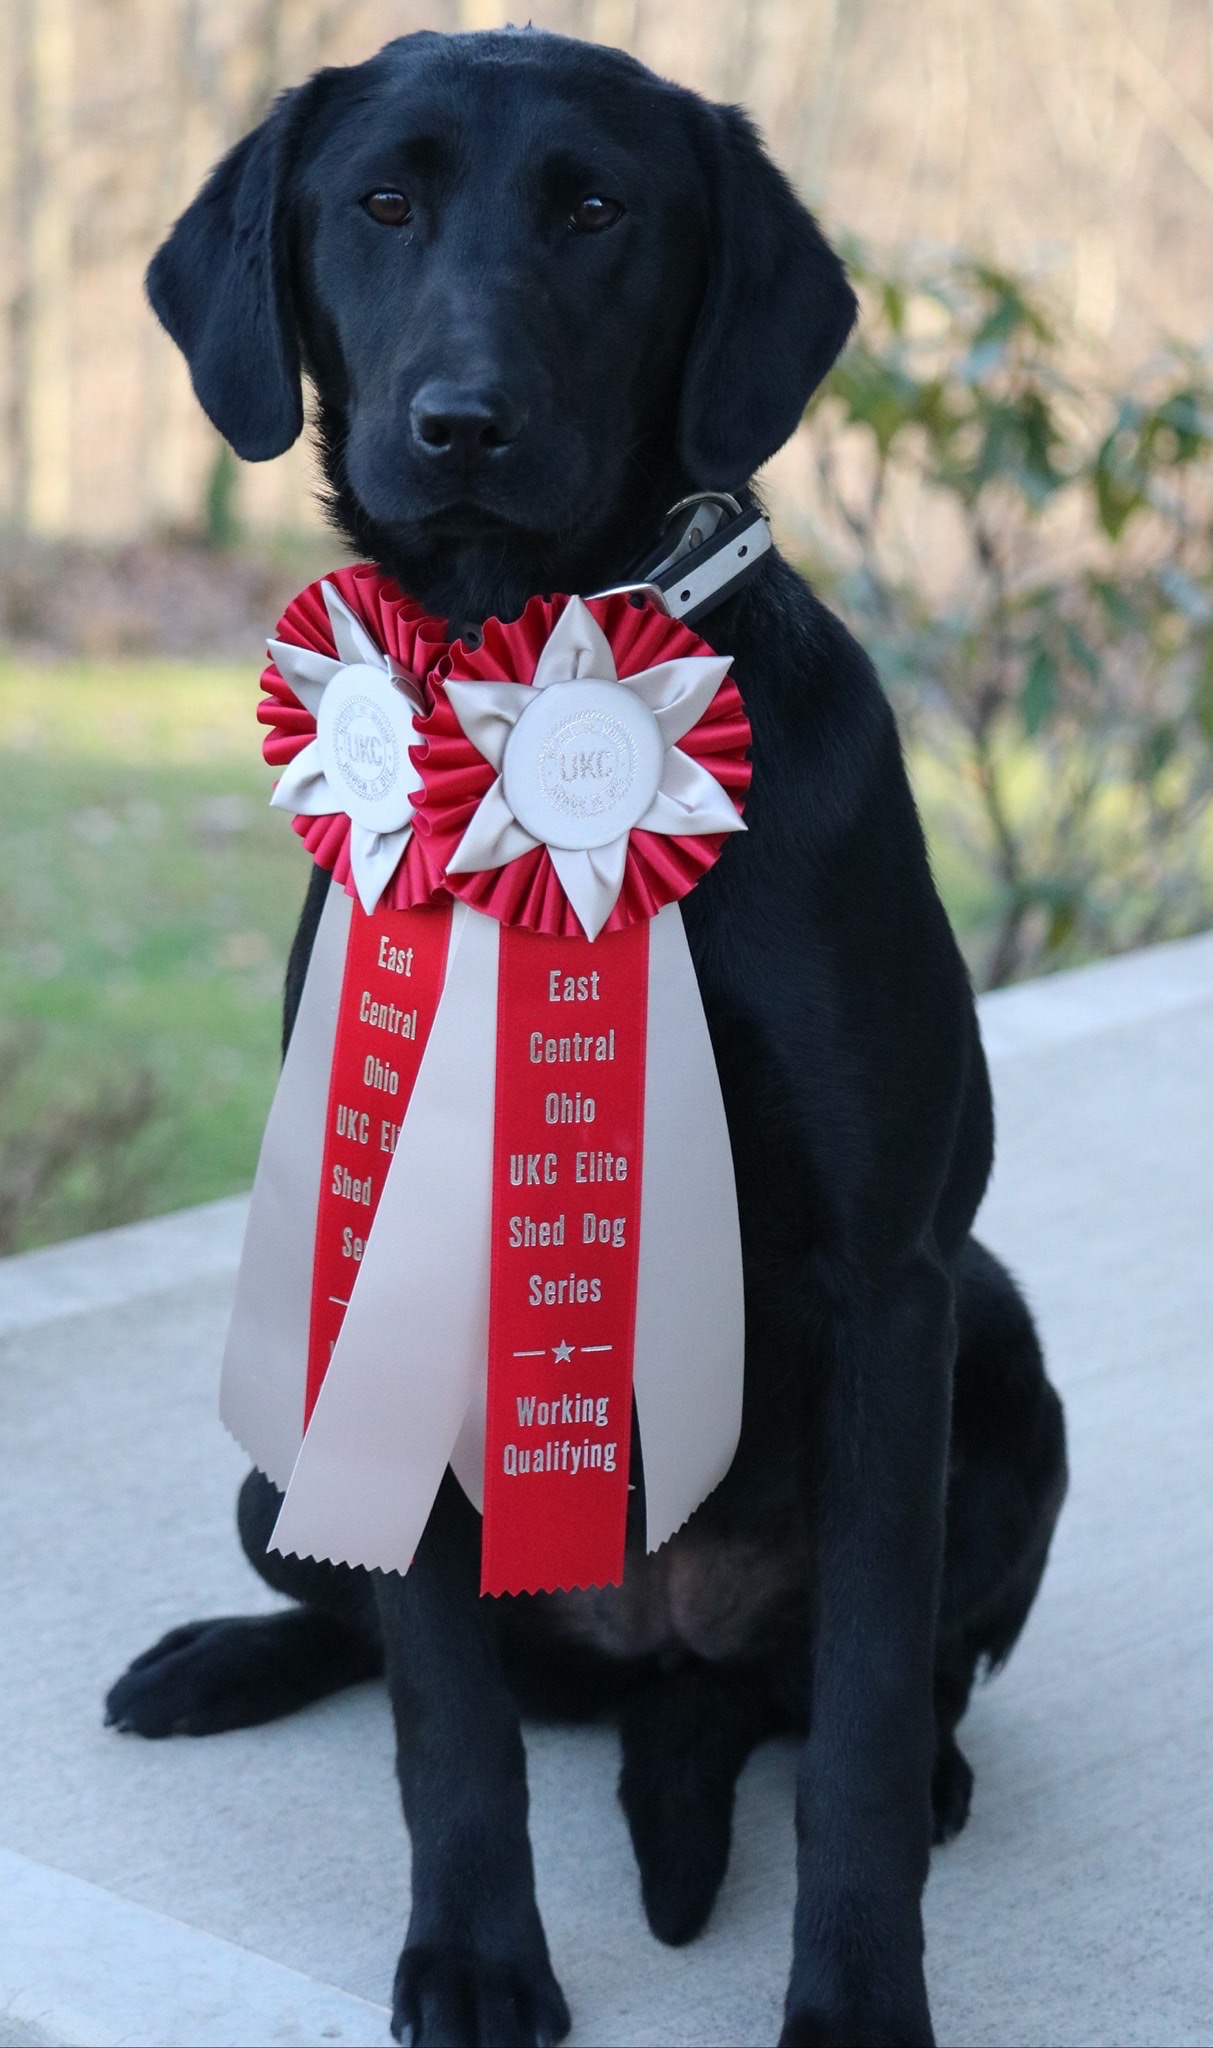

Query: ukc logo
332;695;398;806
503;677;665;852
539;708;635;822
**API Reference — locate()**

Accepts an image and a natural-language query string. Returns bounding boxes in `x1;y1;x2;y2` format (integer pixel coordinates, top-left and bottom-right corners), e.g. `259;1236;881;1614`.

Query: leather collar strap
593;491;774;628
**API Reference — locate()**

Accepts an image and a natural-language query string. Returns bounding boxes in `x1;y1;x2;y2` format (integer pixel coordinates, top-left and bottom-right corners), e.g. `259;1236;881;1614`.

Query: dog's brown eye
569;195;624;234
363;190;412;227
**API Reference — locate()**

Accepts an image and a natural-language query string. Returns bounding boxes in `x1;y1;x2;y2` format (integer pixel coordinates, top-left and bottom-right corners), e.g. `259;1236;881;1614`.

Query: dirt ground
0;533;342;664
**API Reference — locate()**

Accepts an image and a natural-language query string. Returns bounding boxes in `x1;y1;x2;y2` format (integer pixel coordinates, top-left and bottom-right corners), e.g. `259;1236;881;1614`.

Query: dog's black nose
409;381;525;463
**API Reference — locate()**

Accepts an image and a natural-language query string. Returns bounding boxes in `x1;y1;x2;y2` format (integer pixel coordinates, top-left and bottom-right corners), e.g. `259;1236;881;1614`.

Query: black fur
108;30;1066;2047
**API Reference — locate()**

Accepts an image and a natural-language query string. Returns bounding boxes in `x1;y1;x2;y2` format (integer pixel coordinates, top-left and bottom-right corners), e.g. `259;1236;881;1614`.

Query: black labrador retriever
106;28;1067;2047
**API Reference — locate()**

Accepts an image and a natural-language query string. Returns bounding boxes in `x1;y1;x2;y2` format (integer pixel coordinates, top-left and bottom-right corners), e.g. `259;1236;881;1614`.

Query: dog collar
448;494;773;649
594;491;773;629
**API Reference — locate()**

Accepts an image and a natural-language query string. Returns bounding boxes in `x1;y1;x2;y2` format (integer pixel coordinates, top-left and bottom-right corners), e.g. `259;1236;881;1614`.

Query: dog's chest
544;1525;806;1663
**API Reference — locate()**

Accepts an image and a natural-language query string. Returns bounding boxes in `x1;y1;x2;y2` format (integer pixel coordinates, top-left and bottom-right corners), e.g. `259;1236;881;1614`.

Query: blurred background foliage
2;0;1213;1249
805;255;1213;986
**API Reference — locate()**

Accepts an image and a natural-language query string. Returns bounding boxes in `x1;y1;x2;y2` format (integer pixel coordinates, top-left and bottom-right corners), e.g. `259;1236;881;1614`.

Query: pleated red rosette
257;563;449;909
409;593;751;936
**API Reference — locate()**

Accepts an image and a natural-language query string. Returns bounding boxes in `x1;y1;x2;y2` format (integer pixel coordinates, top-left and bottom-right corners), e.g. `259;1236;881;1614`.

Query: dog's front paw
392;1943;571;2047
780;2004;933;2048
780;1981;935;2048
781;1934;933;2048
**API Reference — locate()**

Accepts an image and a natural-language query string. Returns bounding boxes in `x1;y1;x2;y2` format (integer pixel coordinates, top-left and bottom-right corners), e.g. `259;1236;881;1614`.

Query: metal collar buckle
591;491;773;627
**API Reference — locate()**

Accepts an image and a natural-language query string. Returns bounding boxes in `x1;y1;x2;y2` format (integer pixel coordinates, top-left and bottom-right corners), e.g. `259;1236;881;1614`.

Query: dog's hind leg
617;1658;777;1945
105;1469;382;1737
931;1237;1068;1842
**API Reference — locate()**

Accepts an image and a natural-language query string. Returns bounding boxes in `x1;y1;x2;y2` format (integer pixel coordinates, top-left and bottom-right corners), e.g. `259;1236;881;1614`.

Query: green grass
0;655;306;1251
0;654;1007;1254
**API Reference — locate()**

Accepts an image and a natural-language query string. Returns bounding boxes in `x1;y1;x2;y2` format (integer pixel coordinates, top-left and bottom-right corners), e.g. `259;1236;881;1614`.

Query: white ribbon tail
633;903;745;1551
269;905;498;1573
220;880;352;1488
223;877;742;1573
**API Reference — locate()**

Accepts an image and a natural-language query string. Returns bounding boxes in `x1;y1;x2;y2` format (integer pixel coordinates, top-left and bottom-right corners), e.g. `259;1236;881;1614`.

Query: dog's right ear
677;104;857;490
147;88;307;462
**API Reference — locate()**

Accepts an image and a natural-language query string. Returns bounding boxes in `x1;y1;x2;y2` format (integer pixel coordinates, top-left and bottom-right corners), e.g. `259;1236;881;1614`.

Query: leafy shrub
804;251;1213;986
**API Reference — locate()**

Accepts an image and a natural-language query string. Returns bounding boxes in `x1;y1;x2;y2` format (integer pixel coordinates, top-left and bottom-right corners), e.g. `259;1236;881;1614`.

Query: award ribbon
482;922;648;1594
306;899;451;1424
223;574;750;1596
220;572;451;1486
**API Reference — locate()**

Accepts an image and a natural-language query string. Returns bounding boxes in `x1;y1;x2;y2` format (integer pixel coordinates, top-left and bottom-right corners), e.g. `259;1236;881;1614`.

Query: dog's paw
391;1944;570;2047
930;1731;974;1845
780;2002;934;2048
782;1928;934;2048
106;1621;240;1737
105;1610;380;1737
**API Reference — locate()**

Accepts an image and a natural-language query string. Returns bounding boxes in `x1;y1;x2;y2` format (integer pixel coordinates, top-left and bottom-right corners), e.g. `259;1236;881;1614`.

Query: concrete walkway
2;933;1212;2047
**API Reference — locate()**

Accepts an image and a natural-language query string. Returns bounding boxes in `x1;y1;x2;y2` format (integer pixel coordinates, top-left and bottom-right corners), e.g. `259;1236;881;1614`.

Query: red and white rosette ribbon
258;563;448;911
266;593;749;1593
220;571;453;1490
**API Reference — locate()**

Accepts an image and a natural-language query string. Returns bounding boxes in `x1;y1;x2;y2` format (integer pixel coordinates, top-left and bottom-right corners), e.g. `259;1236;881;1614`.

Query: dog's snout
409;380;525;463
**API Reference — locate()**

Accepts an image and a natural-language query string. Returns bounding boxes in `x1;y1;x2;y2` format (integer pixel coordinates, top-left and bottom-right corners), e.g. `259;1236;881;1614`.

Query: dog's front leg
782;1259;953;2048
377;1471;570;2048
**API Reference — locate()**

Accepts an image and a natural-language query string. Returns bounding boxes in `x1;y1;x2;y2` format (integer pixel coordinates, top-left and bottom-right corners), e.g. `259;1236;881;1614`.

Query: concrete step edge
0;1843;391;2048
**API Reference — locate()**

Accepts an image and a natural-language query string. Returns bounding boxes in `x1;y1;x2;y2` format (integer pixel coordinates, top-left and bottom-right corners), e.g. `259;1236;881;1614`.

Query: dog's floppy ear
678;105;857;489
147;87;308;462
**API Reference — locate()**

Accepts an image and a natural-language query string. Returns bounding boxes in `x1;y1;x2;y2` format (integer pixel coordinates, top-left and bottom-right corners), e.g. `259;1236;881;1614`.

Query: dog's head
149;29;856;619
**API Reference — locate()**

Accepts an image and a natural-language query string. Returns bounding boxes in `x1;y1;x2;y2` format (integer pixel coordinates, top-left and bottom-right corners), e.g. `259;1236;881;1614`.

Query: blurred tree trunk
245;0;287;127
0;0;20;523
590;0;639;44
195;0;285;542
15;0;75;536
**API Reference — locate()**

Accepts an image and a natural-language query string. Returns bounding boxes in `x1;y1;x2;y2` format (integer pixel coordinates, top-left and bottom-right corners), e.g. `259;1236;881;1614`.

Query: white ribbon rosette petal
268;579;426;914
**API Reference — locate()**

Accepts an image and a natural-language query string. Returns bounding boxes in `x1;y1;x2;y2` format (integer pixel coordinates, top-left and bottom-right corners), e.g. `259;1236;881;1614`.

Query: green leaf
1045;891;1080;953
881;280;906;335
1062;621;1101;681
1194;641;1213;741
1021;648;1057;734
1139;724;1178;778
1091;577;1141;631
828;351;926;452
1154;389;1213;462
1093;458;1141;538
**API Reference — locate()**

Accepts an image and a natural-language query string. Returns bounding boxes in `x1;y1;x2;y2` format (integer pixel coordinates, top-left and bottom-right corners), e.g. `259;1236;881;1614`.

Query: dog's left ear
678;105;857;489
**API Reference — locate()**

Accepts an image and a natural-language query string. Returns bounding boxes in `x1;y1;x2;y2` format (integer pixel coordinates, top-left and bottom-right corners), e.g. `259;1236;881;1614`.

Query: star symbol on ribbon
266;580;425;914
552;1339;576;1364
443;596;745;941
